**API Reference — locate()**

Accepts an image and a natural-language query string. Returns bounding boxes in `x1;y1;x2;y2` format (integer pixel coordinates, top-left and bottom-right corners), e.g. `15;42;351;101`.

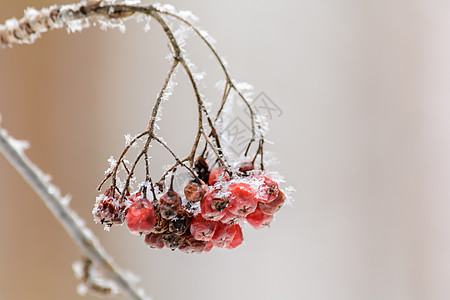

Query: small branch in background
0;127;149;300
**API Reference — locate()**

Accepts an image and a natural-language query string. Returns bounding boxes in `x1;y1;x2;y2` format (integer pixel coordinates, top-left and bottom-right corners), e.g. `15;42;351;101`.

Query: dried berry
246;206;273;230
184;181;207;202
162;232;183;250
159;190;181;220
126;198;156;235
152;206;169;234
169;210;191;235
194;157;210;183
144;232;165;249
258;190;285;215
178;234;209;254
190;214;217;241
227;183;257;217
93;188;126;226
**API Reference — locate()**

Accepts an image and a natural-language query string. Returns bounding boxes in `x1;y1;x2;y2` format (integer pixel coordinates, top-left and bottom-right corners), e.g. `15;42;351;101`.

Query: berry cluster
93;158;285;254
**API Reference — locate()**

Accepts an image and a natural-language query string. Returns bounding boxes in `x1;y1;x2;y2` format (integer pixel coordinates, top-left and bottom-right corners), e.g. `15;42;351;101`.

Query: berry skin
126;199;156;235
211;223;240;248
144;233;165;249
246;206;274;230
226;225;244;249
169;210;191;235
258;190;286;215
159;190;181;220
184;181;207;202
220;210;243;225
254;175;279;203
203;241;214;253
200;191;226;221
208;167;230;186
190;214;217;241
227;183;257;217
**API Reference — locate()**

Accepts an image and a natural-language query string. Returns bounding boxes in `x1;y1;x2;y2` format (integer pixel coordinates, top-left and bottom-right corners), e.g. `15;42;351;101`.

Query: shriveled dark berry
152;206;169;234
93;188;126;226
162;232;183;250
159;190;181;220
144;233;165;249
194;157;210;183
169;210;191;235
184;181;207;202
178;234;209;254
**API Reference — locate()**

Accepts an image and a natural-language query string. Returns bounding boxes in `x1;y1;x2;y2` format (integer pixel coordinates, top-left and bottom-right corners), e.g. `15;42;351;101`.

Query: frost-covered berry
126;199;156;235
93;188;126;226
159;190;181;220
211;223;240;248
184;181;207;202
220;210;243;225
227;183;257;217
144;232;165;249
254;175;279;203
226;225;243;249
208;167;230;186
246;206;273;230
258;190;285;215
190;214;217;241
169;210;191;235
127;192;143;203
200;191;226;221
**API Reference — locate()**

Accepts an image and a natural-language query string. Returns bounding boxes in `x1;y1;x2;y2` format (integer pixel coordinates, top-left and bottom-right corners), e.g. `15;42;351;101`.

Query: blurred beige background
1;0;450;300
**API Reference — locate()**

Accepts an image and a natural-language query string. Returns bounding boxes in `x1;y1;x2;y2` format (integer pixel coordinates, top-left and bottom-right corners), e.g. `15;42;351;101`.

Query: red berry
159;190;181;220
204;241;214;253
211;223;240;248
190;214;217;241
227;183;257;217
220;210;244;225
209;167;230;186
184;181;207;202
254;175;279;203
246;206;274;230
144;232;165;249
126;199;156;235
200;191;226;221
258;190;286;215
226;225;243;249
